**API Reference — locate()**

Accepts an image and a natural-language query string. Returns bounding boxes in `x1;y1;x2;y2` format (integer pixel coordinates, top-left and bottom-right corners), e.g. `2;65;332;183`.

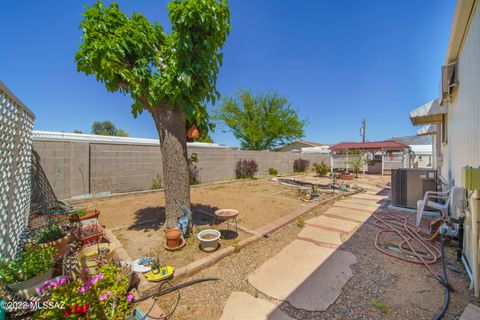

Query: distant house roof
410;144;432;155
390;135;432;145
330;141;410;151
32;130;230;149
300;141;330;147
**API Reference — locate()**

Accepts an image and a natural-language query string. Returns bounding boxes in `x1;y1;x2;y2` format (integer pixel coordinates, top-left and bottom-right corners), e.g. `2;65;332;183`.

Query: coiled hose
373;211;451;319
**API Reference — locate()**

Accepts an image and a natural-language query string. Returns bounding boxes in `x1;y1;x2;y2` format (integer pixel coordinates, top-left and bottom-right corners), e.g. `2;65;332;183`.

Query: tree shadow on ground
127;203;221;231
128;206;166;231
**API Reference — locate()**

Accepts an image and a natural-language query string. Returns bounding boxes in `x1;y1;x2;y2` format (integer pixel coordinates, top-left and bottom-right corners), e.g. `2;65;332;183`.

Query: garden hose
433;233;450;320
373;212;452;319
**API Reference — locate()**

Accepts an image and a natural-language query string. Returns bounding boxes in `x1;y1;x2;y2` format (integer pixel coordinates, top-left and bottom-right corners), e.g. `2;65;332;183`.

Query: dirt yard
80;178;334;230
113;220;251;269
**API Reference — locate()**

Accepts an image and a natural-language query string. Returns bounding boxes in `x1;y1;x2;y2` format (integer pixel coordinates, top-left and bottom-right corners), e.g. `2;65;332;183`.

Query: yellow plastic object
144;266;175;282
462;166;480;190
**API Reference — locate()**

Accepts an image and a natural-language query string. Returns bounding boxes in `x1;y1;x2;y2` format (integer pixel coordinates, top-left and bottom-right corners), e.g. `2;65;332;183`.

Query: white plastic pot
197;229;221;252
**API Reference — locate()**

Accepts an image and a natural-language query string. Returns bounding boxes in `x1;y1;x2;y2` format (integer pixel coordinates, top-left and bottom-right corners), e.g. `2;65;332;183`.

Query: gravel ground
153;201;336;320
148;187;480;320
279;217;480;320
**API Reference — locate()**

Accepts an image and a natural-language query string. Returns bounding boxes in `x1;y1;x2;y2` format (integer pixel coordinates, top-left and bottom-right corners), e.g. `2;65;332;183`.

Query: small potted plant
0;245;56;298
69;208;100;223
75;223;104;246
36;223;71;259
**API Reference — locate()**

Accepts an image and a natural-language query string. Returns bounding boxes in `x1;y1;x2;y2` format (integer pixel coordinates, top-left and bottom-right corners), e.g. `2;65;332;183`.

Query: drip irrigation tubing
373;211;451;319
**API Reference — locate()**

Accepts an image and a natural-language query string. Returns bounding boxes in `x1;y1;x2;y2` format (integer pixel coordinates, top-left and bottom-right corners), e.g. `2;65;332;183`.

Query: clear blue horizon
0;0;454;147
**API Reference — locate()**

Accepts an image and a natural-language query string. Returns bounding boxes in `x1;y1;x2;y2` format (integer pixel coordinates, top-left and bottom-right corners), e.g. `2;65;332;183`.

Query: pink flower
90;273;104;285
116;277;122;282
78;283;91;293
99;290;111;301
82;268;89;274
126;294;134;302
39;276;69;294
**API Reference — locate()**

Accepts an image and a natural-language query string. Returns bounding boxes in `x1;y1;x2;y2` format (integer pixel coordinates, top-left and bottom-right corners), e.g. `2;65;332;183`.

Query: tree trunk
150;104;190;228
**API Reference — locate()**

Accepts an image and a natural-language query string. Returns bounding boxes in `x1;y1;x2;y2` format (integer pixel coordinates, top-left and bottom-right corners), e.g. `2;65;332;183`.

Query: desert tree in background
214;89;307;150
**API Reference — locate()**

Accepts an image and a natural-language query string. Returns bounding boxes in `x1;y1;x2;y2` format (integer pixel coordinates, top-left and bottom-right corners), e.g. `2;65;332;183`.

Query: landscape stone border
104;188;363;296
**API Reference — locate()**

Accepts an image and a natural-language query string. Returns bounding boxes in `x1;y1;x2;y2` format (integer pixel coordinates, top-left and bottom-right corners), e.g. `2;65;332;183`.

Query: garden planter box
75;223;104;246
7;269;53;299
39;234;72;260
69;209;100;225
339;174;354;180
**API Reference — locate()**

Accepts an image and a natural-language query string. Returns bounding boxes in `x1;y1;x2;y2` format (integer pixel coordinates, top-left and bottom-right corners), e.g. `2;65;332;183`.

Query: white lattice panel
0;82;35;260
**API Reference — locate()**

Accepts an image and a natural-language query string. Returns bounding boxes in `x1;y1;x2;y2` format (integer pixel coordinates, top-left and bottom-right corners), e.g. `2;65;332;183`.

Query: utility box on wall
462;166;480;190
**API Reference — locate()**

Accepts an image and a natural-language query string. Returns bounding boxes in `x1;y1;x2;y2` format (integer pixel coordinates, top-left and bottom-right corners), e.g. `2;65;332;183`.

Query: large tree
91;120;128;137
76;0;230;227
215;89;307;150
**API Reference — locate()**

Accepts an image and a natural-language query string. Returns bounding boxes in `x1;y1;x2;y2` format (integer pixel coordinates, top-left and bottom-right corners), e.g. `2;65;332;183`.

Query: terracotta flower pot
69;209;100;223
7;269;53;299
164;228;182;249
39;234;72;260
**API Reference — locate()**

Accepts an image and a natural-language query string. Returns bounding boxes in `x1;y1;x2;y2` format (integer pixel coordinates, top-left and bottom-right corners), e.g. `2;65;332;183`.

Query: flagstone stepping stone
333;201;379;212
338;198;381;207
284;249;357;311
248;241;335;305
350;194;386;201
297;226;342;246
248;241;357;311
306;215;359;232
220;292;293;320
324;207;372;223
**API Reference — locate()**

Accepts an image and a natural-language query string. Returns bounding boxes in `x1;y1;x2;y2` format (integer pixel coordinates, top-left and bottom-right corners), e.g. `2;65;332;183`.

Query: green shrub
37;224;65;244
313;161;330;177
151;173;162;189
0;245;56;283
189;153;201;185
268;167;278;176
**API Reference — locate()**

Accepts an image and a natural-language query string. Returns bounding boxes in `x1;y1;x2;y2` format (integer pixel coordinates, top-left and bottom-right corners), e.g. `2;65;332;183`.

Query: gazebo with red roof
329;140;412;175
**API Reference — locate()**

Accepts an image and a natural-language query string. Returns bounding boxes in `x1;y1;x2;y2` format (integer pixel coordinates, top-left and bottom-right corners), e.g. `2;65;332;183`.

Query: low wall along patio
32;134;330;200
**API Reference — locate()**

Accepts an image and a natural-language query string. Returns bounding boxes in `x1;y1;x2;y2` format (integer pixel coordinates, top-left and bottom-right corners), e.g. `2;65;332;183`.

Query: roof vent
441;62;458;103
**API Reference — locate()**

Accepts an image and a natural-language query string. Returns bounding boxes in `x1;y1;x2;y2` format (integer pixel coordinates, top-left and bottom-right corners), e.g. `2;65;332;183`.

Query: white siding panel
445;3;480;185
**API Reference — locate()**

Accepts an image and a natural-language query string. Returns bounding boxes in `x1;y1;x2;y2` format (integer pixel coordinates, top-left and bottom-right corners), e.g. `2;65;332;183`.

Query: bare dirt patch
113;220;251;269
80;178;334;230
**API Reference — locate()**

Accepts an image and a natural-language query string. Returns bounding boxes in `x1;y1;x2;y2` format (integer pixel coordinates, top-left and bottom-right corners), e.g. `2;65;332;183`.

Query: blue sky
0;0;454;146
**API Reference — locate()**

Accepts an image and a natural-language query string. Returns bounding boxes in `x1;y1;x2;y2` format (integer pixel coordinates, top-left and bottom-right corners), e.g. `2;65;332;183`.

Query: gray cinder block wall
32;140;329;199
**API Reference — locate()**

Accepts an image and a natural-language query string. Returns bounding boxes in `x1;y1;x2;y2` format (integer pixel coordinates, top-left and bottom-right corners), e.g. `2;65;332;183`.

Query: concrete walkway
220;187;387;318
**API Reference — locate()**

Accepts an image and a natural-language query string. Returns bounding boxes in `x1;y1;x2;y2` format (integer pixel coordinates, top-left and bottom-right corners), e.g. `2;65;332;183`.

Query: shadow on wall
127;203;221;231
31;150;57;209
